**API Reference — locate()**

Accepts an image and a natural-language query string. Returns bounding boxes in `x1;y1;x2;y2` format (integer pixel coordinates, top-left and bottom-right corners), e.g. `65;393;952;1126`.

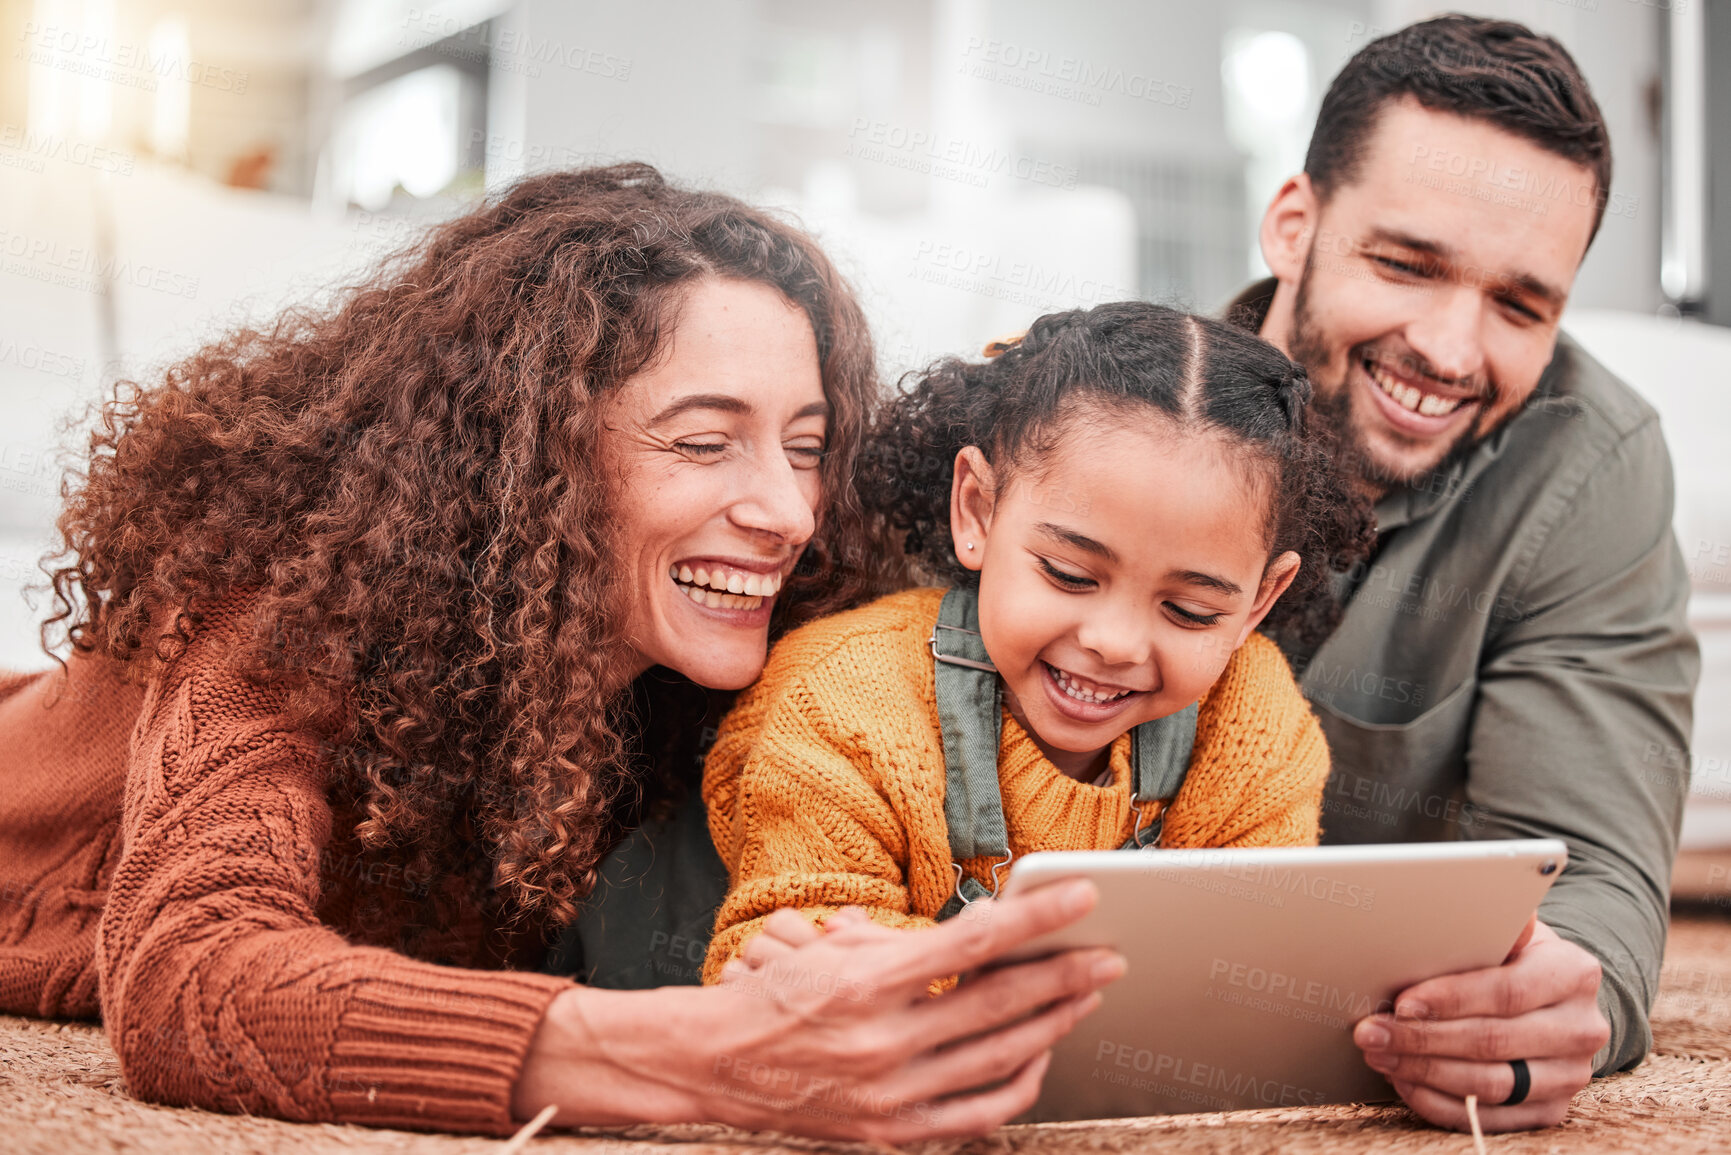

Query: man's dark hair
1305;14;1613;243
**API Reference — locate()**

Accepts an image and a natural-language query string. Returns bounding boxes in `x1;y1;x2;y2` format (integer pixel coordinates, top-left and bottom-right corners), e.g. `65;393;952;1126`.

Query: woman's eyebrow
647;395;829;426
1036;521;1116;562
648;393;751;426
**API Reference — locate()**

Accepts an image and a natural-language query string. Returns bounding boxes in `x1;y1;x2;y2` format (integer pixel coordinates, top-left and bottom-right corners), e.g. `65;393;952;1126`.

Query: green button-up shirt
1230;280;1701;1074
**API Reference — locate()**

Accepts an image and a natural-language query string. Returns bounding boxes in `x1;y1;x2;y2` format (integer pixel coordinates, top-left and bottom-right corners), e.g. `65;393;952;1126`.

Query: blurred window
326;64;464;210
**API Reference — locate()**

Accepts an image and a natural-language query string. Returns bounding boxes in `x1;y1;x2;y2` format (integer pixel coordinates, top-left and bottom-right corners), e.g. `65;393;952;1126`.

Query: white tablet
995;839;1567;1121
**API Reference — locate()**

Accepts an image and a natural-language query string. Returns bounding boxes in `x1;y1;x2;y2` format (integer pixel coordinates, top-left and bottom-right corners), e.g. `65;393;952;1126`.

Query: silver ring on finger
1501;1058;1531;1106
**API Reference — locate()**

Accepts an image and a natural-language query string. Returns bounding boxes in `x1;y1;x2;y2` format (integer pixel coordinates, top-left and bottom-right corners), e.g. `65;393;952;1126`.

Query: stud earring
965;542;976;551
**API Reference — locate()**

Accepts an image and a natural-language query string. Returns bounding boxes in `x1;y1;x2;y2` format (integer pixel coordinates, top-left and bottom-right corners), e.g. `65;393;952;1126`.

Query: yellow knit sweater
701;587;1330;982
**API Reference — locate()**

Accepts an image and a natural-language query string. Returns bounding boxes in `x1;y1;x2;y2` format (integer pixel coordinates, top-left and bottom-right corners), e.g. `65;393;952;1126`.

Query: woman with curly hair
700;303;1376;979
0;163;1121;1142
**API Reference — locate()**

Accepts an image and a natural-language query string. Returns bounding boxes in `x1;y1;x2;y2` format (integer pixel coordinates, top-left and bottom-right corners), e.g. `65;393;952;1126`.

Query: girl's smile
1040;660;1145;723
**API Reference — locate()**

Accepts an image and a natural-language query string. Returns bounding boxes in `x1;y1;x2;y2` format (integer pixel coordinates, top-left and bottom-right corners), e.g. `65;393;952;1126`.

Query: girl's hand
719;905;881;980
514;879;1123;1144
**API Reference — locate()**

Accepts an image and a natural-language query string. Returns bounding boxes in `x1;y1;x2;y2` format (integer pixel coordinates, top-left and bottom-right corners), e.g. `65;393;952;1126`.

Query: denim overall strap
1123;701;1199;848
930;588;1010;921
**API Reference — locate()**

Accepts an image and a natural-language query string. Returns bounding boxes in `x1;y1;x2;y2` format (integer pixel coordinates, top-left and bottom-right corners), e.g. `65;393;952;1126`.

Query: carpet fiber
5;907;1730;1154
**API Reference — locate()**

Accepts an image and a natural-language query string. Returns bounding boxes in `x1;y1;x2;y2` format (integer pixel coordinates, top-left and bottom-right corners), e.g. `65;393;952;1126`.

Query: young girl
700;302;1373;980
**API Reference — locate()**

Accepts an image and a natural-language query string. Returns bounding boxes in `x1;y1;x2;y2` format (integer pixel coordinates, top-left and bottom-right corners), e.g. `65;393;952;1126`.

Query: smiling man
1228;15;1700;1133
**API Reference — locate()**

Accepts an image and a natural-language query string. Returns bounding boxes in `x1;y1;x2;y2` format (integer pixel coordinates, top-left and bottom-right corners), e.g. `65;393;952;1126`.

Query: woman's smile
668;558;786;619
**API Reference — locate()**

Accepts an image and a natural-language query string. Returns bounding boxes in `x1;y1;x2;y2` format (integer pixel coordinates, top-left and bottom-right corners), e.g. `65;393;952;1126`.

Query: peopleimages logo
1091;1040;1325;1107
958;37;1192;109
0;228;200;299
398;10;633;81
710;1056;943;1127
846;118;1078;191
1208;958;1390;1017
1405;144;1640;220
0;337;86;381
1304;656;1427;711
0;125;134;175
1212;860;1376;910
17;21;250;93
908;240;1135;310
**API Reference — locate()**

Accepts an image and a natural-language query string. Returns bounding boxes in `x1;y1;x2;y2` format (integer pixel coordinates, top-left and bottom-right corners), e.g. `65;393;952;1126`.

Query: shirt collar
1223;277;1278;335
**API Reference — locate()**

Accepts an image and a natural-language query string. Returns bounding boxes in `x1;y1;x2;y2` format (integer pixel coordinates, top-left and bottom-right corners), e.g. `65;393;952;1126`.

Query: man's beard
1288;257;1494;496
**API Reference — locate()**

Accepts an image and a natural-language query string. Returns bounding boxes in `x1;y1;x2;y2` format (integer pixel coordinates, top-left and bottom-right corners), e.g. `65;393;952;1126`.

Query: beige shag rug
6;884;1731;1154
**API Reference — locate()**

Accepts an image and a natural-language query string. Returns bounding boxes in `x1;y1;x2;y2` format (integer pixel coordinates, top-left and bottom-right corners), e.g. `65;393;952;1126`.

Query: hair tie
981;331;1026;359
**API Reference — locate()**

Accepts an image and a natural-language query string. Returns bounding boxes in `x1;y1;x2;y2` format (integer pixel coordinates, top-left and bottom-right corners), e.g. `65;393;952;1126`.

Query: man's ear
1260;173;1319;285
949;447;996;573
1233;550;1301;646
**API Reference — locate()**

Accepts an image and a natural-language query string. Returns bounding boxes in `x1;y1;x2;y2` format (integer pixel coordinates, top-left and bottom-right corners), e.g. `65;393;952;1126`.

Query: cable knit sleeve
701;605;948;983
700;677;937;981
95;596;572;1135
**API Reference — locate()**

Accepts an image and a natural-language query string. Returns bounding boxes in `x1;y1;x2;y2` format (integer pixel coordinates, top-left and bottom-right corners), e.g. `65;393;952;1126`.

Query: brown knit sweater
0;588;572;1134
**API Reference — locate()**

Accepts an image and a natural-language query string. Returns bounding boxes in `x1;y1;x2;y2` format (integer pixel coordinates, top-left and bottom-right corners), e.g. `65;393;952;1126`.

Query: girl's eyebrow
1036;521;1116;562
1170;569;1243;597
1036;522;1242;597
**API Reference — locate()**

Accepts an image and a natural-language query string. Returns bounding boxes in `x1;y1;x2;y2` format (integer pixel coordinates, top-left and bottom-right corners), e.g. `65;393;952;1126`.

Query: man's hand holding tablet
1354;915;1610;1131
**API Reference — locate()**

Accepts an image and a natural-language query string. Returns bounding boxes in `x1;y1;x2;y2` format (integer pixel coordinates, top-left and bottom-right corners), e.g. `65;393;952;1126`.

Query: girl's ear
949;447;996;573
1232;550;1301;647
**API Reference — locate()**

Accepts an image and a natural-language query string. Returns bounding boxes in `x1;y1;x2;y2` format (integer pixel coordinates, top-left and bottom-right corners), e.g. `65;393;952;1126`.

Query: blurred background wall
0;0;1727;836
